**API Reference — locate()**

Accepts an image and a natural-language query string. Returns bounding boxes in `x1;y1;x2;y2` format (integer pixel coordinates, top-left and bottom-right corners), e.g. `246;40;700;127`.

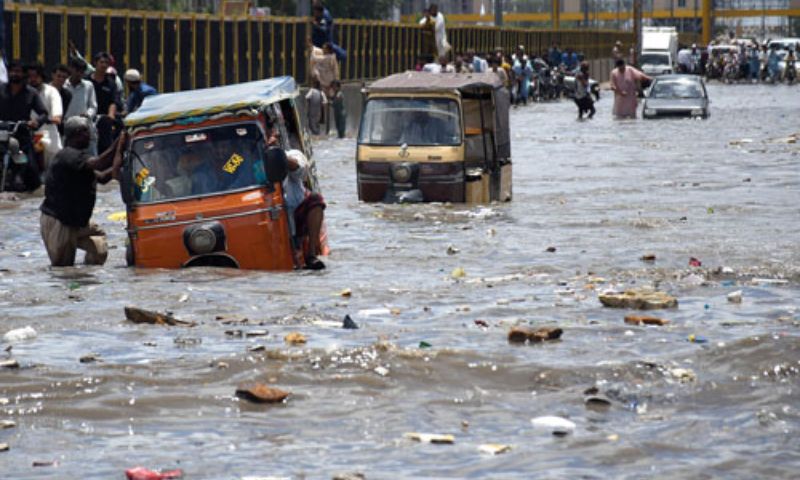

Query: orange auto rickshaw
121;77;326;270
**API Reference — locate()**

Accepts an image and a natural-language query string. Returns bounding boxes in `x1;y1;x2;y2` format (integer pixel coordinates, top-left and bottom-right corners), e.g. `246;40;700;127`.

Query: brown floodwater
1;83;799;479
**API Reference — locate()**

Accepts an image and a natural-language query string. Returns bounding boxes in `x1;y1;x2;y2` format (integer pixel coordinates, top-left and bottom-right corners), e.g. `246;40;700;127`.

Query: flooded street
2;83;799;478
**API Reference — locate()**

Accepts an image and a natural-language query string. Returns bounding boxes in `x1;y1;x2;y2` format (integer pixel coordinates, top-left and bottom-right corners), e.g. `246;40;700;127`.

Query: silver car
643;75;709;119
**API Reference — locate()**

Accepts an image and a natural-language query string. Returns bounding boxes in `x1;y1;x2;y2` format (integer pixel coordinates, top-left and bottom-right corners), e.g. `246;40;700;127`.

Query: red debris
689;257;702;267
125;467;183;480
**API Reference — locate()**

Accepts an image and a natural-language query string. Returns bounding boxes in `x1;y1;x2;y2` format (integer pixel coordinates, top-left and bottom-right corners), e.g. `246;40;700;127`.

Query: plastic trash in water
3;326;37;343
419;341;432;349
531;416;576;436
727;290;743;303
689;257;702;267
688;334;708;344
125;467;183;480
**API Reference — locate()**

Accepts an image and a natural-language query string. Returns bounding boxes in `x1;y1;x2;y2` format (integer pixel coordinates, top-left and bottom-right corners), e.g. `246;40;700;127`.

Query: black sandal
303;256;326;270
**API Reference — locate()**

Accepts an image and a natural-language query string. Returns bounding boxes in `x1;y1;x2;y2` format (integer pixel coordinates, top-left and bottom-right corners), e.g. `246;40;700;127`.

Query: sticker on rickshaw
223;153;245;174
135;168;150;187
185;133;208;143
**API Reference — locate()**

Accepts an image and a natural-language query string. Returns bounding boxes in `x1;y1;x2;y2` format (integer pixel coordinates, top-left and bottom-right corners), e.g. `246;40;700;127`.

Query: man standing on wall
428;4;450;60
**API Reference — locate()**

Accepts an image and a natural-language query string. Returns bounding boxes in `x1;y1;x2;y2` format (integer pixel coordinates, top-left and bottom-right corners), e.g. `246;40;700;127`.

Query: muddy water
1;84;799;479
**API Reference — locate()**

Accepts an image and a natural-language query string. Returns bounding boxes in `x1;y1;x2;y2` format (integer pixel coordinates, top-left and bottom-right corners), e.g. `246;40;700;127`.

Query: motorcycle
0;121;41;193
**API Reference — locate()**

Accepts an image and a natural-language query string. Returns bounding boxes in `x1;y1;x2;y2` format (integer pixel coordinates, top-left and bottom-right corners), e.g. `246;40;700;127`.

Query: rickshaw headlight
391;164;413;184
183;222;226;255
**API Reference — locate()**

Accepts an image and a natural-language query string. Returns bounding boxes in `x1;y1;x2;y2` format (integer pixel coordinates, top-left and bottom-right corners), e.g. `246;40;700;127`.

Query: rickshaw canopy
125;77;298;128
365;71;505;93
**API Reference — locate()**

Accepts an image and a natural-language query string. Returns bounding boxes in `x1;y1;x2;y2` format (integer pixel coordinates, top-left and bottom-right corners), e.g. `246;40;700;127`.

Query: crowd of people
0;49;157;193
699;41;796;84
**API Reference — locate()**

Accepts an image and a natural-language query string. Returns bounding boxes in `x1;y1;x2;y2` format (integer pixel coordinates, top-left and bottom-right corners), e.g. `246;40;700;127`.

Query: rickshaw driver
177;146;218;195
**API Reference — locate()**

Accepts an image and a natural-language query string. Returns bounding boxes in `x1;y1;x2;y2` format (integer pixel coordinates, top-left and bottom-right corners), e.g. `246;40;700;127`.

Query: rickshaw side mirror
119;153;134;205
264;147;288;184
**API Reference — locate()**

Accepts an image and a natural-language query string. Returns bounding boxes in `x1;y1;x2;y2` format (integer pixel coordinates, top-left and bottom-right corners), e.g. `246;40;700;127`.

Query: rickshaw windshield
359;97;461;147
130;122;267;204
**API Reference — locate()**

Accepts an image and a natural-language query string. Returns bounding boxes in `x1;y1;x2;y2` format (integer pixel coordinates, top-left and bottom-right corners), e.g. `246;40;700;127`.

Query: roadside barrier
2;4;632;92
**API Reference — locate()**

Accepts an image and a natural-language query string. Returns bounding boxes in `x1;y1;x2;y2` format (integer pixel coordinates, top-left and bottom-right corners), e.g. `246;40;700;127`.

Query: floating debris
0;420;15;429
245;330;269;338
125;466;184;480
640;253;656;262
599;289;678;310
478;443;512;455
0;443;8;452
531;416;576;436
727;290;743;304
669;368;697;383
339;288;353;298
284;332;307;345
624;315;670;326
79;353;101;363
404;432;455;444
3;326;37;343
451;267;466;279
342;315;359;329
0;359;19;369
124;306;196;327
508;327;562;344
235;384;289;404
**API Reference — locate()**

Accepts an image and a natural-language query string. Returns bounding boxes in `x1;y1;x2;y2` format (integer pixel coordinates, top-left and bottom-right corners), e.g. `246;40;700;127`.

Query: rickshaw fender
182;253;240;269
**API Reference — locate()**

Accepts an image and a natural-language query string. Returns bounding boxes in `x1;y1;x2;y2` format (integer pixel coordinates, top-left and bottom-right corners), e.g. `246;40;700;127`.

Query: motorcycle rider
0;59;49;192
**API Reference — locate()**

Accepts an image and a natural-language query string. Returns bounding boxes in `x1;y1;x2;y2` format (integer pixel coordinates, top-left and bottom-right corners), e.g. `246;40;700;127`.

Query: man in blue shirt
311;1;334;48
123;69;157;115
561;48;578;70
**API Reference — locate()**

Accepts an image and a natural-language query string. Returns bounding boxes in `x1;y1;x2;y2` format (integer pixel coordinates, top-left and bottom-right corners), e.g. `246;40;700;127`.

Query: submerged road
1;83;799;478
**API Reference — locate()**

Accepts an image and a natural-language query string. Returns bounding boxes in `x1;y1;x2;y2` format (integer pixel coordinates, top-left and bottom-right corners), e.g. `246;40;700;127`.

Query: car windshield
129;122;267;204
358;98;461;146
640;53;670;66
650;80;704;99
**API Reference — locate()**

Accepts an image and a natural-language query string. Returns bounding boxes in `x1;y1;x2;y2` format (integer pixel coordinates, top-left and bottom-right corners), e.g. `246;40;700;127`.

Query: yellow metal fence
2;4;632;93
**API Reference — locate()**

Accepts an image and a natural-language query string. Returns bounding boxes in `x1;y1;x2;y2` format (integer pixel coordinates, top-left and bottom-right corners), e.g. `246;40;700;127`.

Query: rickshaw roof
125;77;297;127
366;71;504;93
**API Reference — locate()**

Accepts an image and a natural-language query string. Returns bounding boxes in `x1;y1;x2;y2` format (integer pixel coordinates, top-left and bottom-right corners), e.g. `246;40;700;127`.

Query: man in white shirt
428;4;450;59
64;57;98;154
281;148;326;270
64;57;97;121
423;56;454;74
27;62;63;168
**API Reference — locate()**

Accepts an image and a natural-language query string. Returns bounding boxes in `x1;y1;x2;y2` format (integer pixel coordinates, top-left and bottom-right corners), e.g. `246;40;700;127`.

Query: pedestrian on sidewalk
610;59;650;119
39;117;124;267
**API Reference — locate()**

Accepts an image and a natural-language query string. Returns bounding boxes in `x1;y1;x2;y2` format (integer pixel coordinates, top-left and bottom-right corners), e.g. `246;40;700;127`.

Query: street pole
634;0;641;61
495;0;503;50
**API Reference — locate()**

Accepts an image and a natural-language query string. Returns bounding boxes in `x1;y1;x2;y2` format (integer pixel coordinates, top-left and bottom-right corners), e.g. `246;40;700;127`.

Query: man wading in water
610;59;651;119
39;117;124;267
